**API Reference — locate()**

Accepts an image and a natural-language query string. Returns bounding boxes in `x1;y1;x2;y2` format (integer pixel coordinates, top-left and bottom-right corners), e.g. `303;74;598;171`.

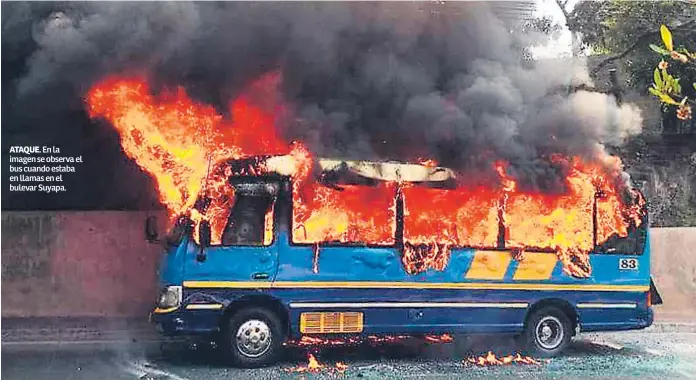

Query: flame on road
464;351;543;367
285;353;348;375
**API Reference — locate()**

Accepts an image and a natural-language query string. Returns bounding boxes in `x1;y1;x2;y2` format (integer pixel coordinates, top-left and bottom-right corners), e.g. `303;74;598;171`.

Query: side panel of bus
272;230;652;336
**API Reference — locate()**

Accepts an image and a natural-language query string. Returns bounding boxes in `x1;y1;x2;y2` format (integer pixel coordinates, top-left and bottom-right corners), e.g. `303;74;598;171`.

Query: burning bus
85;73;662;368
146;148;661;367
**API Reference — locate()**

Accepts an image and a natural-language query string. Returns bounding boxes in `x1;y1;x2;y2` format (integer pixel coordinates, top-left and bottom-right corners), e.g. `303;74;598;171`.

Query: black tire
521;306;572;357
224;307;284;368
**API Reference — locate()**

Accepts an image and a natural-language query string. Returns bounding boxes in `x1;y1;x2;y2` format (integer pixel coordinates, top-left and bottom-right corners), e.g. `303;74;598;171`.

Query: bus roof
262;155;457;183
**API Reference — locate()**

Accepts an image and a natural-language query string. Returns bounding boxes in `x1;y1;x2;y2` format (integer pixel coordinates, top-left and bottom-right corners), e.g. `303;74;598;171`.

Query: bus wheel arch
220;295;289;368
525;298;578;333
520;299;578;357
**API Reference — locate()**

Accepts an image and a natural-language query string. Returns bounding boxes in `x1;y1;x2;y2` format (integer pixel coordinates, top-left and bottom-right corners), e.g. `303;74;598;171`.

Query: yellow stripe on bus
465;251;511;280
513;252;558;281
182;280;649;292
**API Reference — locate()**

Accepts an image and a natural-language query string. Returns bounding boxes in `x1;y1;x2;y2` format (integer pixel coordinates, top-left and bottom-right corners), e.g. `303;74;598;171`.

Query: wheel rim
235;319;272;358
535;315;564;350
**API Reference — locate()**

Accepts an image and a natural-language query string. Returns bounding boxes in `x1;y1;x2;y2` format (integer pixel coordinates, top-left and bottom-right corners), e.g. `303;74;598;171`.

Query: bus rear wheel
522;306;572;357
224;307;284;368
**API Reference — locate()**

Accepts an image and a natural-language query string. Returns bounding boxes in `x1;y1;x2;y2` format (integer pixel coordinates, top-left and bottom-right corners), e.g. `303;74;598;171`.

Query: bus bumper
643;306;654;328
149;309;221;337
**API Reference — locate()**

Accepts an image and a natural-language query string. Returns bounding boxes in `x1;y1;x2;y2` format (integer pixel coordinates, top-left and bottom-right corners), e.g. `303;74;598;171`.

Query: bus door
185;182;280;283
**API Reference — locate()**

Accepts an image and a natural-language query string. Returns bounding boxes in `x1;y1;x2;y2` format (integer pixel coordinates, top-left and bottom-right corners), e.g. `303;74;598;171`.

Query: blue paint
183;239;279;282
151;286;652;336
153;213;654;340
151;309;222;335
503;257;520;281
274;232;479;283
158;237;189;286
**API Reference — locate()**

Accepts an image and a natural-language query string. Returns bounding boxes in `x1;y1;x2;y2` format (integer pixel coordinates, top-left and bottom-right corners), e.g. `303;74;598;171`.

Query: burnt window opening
594;213;648;256
592;187;648;256
221;194;275;247
291;180;397;246
398;184;648;256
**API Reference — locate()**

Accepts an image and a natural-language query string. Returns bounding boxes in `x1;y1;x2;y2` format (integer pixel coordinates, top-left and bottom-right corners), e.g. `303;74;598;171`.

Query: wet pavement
3;328;696;380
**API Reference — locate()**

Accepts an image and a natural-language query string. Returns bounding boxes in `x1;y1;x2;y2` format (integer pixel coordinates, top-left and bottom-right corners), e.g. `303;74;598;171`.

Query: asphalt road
3;329;696;380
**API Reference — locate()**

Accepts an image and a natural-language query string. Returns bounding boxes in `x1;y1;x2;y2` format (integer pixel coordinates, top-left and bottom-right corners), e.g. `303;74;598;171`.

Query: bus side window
221;195;275;246
594;223;647;255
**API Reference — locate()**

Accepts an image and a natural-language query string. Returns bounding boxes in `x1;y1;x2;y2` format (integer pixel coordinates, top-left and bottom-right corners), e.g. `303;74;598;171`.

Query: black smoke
1;2;642;210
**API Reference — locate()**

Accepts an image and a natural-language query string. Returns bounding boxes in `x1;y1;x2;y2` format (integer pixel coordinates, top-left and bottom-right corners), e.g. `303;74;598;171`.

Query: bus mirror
145;216;159;242
199;220;212;248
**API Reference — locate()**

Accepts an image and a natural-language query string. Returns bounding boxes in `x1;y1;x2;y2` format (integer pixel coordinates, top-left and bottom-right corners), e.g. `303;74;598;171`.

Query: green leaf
659;93;679;105
649;87;661;97
649;44;670;55
693;83;696;91
661;25;673;51
654;68;662;89
680;97;688;106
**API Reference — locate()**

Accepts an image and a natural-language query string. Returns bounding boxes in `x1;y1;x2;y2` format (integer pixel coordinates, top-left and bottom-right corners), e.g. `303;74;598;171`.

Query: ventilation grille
300;312;364;334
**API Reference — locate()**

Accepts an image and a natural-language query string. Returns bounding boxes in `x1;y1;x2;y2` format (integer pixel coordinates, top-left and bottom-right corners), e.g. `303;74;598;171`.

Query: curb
1;328;159;344
647;321;696;333
1;340;164;354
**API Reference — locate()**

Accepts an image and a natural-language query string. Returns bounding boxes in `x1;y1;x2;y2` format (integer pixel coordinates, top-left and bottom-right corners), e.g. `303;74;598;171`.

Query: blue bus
149;155;662;368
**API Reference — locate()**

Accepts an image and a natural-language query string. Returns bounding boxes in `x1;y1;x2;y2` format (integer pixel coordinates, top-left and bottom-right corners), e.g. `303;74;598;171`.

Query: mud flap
649;277;663;305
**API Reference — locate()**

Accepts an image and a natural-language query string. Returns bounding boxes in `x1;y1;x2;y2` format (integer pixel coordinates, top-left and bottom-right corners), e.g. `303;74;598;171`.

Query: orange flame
292;180;397;245
284;336;363;348
402;185;501;274
285;353;347;374
424;334;454;343
87;73;288;217
419;158;438;167
284;334;453;348
87;73;646;277
401;157;645;277
464;351;543;366
367;335;411;344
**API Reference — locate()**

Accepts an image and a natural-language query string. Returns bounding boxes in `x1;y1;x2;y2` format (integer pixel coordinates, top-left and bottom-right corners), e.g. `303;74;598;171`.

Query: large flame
401;158;645;277
402;185;501;274
86;73;646;277
292;180;397;245
86;73;287;216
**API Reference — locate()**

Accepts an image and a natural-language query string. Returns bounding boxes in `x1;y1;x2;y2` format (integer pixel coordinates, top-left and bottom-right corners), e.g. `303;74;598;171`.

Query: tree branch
554;0;570;19
554;0;581;57
590;20;696;76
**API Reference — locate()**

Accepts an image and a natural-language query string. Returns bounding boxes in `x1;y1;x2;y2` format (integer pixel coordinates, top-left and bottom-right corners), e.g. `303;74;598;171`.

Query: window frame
195;181;280;248
289;182;398;248
219;193;278;248
285;180;648;256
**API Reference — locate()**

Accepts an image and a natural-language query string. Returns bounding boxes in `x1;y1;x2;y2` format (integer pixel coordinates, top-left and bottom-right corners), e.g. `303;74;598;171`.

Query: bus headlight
157;286;182;309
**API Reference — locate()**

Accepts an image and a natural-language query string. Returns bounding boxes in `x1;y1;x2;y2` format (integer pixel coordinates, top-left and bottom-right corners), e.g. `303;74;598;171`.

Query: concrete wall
649;227;696;320
1;211;167;317
2;211;695;319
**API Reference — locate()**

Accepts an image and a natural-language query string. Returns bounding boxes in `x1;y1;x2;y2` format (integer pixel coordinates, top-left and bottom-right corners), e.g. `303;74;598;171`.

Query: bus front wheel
224;307;284;368
522;306;572;357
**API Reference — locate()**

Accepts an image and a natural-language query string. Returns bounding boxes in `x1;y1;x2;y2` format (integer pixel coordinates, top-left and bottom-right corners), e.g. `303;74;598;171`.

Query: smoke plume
2;1;643;208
